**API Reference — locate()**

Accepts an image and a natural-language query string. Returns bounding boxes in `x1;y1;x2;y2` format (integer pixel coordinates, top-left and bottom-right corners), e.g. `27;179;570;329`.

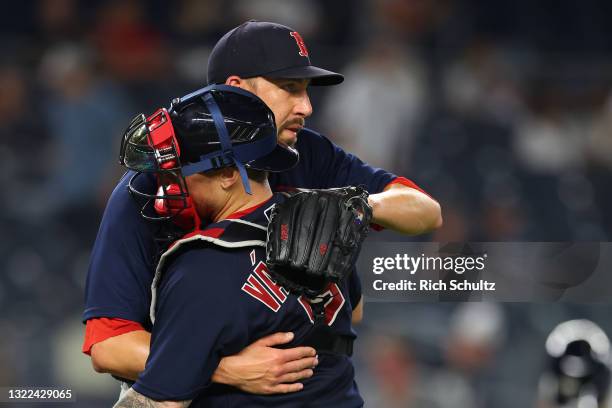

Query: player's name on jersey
372;278;496;292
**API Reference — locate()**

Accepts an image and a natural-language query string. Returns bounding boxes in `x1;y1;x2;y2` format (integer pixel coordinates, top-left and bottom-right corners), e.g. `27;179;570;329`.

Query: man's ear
219;167;240;190
226;76;257;93
225;76;243;87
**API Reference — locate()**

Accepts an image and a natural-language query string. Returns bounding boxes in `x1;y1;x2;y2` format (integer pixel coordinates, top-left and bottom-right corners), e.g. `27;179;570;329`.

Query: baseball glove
266;186;372;298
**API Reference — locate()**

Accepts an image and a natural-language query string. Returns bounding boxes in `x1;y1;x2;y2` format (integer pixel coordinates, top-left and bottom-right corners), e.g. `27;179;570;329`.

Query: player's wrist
367;193;381;222
211;356;237;386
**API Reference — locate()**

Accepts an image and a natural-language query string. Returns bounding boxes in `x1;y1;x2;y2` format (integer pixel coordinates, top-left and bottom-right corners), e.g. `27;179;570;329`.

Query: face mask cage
117;84;283;231
119;109;192;223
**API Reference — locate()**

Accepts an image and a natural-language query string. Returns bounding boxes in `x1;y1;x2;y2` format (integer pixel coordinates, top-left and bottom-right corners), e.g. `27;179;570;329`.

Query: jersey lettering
242;258;344;324
298;296;315;322
242;275;281;312
249;249;256;266
253;261;287;303
242;260;289;311
298;283;345;326
322;284;345;325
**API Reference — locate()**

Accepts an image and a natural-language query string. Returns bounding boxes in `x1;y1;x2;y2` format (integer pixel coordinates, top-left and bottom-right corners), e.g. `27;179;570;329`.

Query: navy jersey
133;194;363;407
84;129;395;327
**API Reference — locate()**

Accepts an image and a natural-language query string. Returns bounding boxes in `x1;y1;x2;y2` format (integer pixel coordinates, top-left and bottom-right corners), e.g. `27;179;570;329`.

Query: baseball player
84;20;441;394
538;319;612;408
114;85;364;407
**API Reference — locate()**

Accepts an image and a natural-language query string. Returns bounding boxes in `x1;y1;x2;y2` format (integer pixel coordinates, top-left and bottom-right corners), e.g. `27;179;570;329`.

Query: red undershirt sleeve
370;176;436;231
82;317;146;355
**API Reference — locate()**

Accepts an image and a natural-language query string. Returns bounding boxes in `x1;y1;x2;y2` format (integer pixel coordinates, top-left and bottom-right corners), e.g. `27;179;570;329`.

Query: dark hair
246;168;268;183
203;167;268;184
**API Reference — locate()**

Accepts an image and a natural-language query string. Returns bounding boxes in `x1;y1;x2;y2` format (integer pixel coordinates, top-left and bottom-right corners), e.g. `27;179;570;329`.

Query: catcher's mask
119;84;299;229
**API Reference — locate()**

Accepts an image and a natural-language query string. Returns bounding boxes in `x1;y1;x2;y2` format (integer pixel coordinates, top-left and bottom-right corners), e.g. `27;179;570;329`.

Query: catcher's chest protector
150;219;267;323
151;211;354;357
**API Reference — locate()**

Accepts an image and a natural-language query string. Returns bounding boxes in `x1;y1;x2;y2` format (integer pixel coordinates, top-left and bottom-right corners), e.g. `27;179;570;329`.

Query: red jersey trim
179;227;225;243
167;197;273;250
226;196;273;219
82;318;145;355
371;176;434;231
387;176;428;195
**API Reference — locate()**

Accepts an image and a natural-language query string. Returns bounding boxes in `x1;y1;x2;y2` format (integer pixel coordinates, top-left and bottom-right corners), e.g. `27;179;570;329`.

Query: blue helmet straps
178;85;278;195
204;90;252;194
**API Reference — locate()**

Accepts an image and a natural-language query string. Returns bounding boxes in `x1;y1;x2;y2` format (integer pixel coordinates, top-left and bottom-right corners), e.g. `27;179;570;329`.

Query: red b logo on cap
290;31;309;57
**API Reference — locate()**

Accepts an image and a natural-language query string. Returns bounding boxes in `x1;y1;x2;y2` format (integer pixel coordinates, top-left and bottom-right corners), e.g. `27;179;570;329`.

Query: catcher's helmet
119;84;298;229
541;319;612;406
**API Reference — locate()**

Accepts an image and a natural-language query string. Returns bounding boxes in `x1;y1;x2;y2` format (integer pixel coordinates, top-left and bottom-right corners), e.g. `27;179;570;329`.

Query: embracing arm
89;326;316;393
90;330;150;380
369;183;442;235
211;332;317;394
306;132;441;235
113;387;190;408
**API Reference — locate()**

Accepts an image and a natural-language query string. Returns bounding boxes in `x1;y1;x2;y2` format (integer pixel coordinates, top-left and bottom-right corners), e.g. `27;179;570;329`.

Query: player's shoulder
170;243;227;270
105;171;155;213
93;171;159;246
161;241;243;290
159;196;279;288
104;171;132;209
296;127;335;152
239;194;285;225
162;217;268;273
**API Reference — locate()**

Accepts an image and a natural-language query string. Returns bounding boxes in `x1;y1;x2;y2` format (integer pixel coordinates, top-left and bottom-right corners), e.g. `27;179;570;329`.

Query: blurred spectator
514;95;586;176
92;0;169;83
360;334;437;408
427;303;506;408
172;0;230;43
35;42;131;218
36;0;82;44
321;35;428;172
442;41;526;125
0;64;50;217
512;76;606;239
588;92;612;172
587;91;612;236
372;0;448;41
170;0;232;86
234;0;321;37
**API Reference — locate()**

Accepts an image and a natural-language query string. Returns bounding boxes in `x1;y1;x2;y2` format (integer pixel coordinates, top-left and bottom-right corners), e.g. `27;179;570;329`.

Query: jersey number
241;261;344;326
298;283;345;326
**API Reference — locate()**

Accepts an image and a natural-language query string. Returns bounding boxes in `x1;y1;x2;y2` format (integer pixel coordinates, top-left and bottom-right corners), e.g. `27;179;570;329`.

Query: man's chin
279;130;298;147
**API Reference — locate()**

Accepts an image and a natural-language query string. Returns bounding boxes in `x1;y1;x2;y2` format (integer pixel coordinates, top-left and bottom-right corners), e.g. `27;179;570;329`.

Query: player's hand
212;332;318;394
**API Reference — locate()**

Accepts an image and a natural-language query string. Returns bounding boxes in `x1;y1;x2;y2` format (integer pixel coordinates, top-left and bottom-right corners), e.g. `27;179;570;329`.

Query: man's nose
295;90;313;118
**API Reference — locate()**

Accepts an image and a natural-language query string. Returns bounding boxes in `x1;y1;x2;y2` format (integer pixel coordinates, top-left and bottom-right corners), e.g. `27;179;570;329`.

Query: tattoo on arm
113;388;191;408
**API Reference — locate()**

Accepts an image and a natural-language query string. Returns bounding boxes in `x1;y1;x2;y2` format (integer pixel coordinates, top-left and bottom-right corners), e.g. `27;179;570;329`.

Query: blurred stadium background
1;0;612;406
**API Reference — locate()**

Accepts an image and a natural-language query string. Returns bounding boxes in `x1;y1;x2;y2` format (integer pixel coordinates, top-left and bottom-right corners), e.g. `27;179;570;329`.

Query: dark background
1;0;612;406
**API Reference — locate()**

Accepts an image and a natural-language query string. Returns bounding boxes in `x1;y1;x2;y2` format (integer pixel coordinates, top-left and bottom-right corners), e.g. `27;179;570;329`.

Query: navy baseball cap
207;21;344;86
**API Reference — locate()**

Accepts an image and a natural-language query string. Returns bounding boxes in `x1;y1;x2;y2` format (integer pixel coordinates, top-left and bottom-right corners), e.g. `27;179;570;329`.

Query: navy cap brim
263;65;344;86
248;143;299;172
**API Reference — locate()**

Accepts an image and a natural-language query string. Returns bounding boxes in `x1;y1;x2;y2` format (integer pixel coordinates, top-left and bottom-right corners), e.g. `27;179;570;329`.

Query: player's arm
212;332;317;394
368;181;442;235
87;323;317;392
307;132;442;235
85;177;316;392
113;388;190;408
90;328;150;380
